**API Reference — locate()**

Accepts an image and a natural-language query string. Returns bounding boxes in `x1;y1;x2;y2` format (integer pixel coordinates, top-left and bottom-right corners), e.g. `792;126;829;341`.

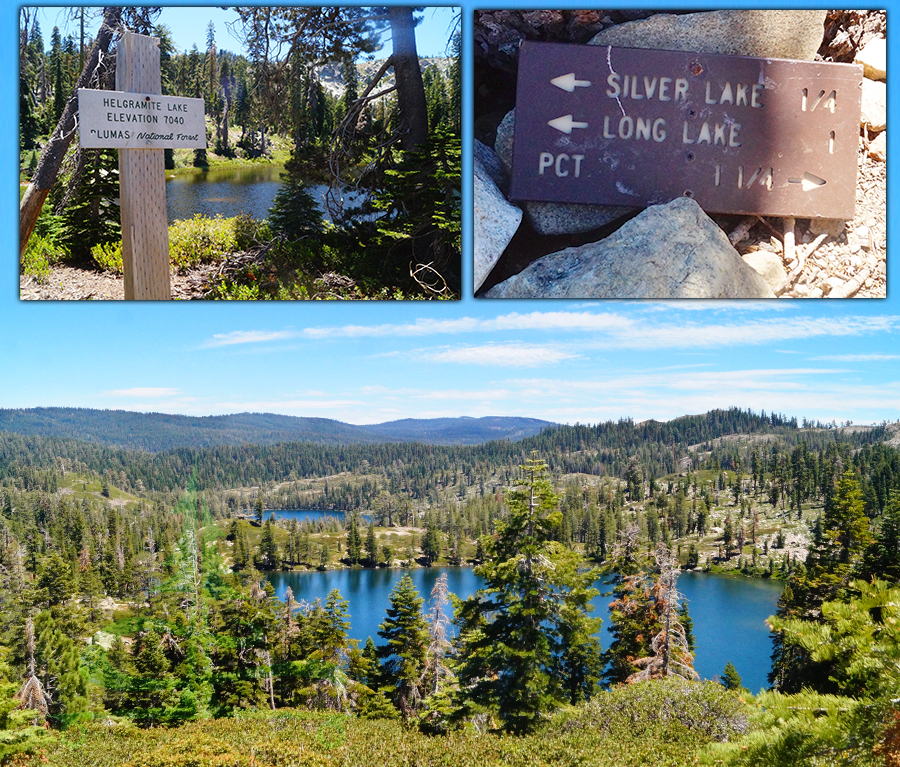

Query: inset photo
20;6;461;300
474;10;885;298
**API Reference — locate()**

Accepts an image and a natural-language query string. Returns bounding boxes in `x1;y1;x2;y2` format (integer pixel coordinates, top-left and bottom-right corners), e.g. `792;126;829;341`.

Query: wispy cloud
103;387;180;397
422;344;578;367
203;330;298;348
201;312;900;352
810;353;900;362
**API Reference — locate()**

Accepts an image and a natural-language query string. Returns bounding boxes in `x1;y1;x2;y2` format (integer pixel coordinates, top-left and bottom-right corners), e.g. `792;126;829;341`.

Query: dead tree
14;618;51;724
19;6;123;258
627;544;699;683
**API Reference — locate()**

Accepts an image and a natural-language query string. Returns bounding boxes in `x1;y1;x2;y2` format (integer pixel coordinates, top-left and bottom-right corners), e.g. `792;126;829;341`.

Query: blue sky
24;6;460;60
4;6;899;428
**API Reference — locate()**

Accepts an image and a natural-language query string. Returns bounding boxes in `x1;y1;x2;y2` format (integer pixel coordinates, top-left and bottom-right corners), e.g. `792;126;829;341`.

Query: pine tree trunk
19;6;121;258
388;7;428;151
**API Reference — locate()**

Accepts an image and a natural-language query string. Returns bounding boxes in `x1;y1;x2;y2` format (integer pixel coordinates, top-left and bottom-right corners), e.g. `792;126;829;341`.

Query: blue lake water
165;165;367;224
269;509;347;524
265;567;782;693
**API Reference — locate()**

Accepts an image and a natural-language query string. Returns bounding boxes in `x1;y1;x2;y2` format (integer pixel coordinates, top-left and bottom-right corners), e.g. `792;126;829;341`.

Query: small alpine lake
265;566;783;693
165;165;367;224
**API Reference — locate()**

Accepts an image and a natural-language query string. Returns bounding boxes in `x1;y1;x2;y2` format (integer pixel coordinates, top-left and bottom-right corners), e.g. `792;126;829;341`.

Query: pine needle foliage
452;452;602;733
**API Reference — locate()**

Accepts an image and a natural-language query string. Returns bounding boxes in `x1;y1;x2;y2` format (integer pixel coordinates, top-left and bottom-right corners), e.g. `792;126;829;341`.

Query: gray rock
474;151;523;293
856;36;886;81
588;9;827;61
494;110;634;235
483;197;776;298
742;250;788;289
861;79;886;133
475;138;505;189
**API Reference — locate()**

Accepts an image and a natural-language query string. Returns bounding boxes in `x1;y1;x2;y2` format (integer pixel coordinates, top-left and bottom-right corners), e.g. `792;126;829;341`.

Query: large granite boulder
483;197;776;299
587;9;827;60
475;145;523;292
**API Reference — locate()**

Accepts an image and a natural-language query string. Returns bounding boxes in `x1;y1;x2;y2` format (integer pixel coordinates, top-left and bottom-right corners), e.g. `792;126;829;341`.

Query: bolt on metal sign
509;42;863;219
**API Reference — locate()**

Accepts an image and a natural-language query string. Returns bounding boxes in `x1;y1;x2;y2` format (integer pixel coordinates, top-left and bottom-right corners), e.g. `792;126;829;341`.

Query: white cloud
810;353;900;362
203;312;900;353
423;344;578;367
103;387;180;397
203;330;298;347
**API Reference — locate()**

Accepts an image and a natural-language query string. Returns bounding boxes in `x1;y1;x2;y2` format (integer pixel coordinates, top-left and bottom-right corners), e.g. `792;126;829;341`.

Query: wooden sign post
116;32;170;300
77;32;206;300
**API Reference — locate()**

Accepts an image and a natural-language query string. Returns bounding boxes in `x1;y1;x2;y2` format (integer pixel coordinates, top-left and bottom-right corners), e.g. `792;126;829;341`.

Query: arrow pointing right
547;114;589;134
551;72;592;92
788;172;827;191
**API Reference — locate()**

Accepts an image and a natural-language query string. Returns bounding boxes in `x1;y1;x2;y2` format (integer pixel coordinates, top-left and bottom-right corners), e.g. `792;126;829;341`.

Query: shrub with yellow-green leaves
18;680;749;767
89;215;268;275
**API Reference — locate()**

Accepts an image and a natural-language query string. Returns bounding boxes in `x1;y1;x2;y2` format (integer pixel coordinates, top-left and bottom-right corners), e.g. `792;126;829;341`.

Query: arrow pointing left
551;72;592;92
547;114;589;134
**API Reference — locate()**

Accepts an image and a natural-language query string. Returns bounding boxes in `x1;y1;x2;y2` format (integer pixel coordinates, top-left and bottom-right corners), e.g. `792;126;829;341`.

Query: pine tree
259;518;279;570
346;512;362;565
721;661;744;691
422;527;441;565
453;453;602;732
378;575;428;718
860;490;900;582
365;522;378;565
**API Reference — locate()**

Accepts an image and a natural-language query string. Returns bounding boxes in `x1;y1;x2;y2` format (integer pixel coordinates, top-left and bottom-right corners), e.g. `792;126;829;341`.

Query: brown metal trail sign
78;32;206;300
509;42;863;219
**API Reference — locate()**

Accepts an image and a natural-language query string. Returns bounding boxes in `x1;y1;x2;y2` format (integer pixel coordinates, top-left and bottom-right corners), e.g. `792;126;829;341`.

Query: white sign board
77;88;206;149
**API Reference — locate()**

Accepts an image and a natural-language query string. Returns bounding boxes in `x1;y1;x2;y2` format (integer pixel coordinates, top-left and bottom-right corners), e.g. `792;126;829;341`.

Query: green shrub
91;241;123;274
21;233;63;281
168;215;238;271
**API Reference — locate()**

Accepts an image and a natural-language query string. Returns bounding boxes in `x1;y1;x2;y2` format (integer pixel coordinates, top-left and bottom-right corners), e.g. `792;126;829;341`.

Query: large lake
266;566;782;693
165;165;366;224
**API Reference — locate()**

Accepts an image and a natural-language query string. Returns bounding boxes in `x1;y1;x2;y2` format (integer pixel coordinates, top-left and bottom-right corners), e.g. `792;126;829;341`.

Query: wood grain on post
117;32;171;300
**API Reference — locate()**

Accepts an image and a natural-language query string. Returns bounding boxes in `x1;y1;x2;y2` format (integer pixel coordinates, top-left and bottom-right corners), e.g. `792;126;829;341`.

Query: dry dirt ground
19;262;219;300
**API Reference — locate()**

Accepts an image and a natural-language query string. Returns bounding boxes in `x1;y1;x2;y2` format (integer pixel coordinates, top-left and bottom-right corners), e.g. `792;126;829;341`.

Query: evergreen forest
0;407;897;764
19;7;461;299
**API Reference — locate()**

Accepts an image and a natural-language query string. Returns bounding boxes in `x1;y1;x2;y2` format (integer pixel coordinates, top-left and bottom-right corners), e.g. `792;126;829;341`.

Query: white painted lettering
619;116;634;139
635;117;651;140
643;77;658;99
538;153;554;175
682;122;695;144
658;77;672;101
705;82;717;105
603;116;616;139
736;84;748;106
572;154;584;177
630;75;644;100
719;82;734;105
652;118;667;142
606;73;621;98
751;84;764;107
555;153;570;177
729;123;742;147
674;78;688;102
714;123;726;145
697;122;712;144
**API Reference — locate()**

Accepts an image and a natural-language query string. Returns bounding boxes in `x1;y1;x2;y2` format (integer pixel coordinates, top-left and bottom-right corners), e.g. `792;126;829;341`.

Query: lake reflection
165;165;366;224
266;567;782;693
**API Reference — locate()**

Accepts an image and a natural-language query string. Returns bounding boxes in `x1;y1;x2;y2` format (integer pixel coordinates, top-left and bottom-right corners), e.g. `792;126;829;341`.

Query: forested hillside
0;408;889;496
0;409;551;451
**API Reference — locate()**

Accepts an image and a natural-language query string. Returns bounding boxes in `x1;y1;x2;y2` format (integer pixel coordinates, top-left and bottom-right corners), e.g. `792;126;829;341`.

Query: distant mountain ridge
0;408;552;451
